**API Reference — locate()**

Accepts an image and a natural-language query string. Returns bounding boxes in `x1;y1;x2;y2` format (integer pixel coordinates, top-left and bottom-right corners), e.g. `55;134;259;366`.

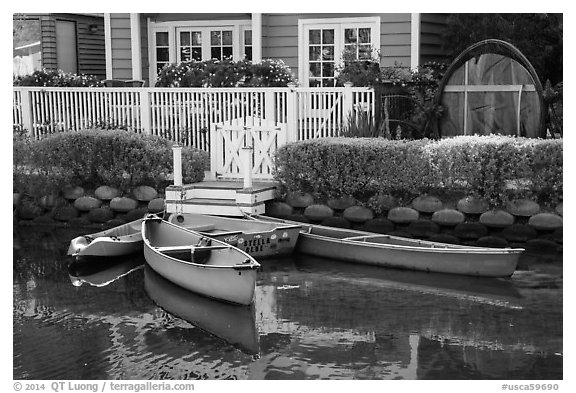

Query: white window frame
298;17;381;87
148;19;251;84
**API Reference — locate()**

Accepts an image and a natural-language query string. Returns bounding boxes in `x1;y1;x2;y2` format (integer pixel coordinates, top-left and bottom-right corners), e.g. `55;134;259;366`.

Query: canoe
67;218;144;258
142;215;260;305
166;213;300;258
144;265;259;355
68;255;144;287
249;216;524;278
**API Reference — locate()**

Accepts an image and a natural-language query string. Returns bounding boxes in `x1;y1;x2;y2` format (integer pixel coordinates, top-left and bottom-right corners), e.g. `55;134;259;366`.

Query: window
299;17;380;87
149;19;251;82
155;31;170;73
308;28;335;87
179;31;202;62
243;29;252;61
210;30;233;60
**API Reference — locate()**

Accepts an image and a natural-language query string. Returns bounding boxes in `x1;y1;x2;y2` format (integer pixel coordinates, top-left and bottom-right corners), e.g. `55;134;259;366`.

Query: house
105;13;449;86
13;13;106;78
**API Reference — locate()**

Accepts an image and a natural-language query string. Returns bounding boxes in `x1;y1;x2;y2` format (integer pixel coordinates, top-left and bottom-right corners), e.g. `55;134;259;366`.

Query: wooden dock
165;180;277;217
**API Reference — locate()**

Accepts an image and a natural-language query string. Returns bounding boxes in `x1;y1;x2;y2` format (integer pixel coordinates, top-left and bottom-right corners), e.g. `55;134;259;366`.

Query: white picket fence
13;85;374;150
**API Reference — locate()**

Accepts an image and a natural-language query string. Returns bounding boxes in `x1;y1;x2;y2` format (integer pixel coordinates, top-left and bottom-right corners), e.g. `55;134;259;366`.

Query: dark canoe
166;213;300;258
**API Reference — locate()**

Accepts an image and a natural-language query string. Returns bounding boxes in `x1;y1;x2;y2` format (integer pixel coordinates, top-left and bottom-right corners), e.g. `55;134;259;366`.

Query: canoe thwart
154;245;230;252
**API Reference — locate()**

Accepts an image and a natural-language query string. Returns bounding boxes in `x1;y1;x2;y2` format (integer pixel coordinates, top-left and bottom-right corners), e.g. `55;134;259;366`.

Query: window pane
309;63;321;77
322;46;334;61
156;32;169;46
359;44;372;59
211;47;221;60
156;47;169;62
211;31;221;46
192;47;202;61
309;29;321;44
309;46;321;61
192;32;202;46
222;46;233;59
222;30;233;46
244;47;252;61
322;78;335;87
180;47;191;61
309;79;321;87
180;32;190;46
358;28;371;44
244;30;252;45
323;63;334;78
344;28;357;44
157;62;167;73
345;43;358;58
322;29;334;44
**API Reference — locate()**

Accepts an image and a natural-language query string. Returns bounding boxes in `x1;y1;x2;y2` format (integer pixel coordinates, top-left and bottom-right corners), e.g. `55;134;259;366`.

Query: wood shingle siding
16;13;105;78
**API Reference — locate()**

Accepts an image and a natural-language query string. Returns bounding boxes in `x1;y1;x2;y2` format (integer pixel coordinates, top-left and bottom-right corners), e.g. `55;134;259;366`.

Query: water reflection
13;227;562;380
68;256;144;287
144;265;260;356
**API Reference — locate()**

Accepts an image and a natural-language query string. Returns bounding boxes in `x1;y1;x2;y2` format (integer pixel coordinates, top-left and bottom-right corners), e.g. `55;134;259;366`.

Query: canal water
13;225;563;380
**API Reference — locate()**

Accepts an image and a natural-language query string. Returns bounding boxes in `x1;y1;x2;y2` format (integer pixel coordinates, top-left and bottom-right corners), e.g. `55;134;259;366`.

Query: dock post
240;146;253;189
172;143;183;186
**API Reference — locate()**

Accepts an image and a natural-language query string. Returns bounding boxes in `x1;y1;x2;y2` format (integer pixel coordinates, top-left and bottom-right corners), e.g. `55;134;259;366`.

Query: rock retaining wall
267;193;563;254
14;185;165;228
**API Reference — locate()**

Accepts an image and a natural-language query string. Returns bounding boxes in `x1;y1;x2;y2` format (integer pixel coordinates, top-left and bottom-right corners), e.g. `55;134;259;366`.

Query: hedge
13;69;103;87
13;129;209;196
273;136;562;208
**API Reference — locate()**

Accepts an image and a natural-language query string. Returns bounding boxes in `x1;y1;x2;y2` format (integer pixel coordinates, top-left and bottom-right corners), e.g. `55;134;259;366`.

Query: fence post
139;89;152;134
20;89;34;137
343;82;354;122
286;83;298;142
208;123;219;180
240;146;253;189
264;89;275;122
172;143;183;186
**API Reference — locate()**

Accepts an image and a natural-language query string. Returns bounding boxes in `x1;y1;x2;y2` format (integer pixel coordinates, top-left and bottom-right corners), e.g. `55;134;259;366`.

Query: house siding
419;13;449;64
139;14;149;84
148;13;251;23
108;13;448;84
110;14;133;80
26;14;105;78
262;13;413;79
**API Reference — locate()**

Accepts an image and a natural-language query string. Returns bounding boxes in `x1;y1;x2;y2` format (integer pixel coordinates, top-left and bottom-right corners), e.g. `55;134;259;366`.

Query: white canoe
251;216;524;278
144;265;259;355
142;215;260;306
166;213;300;258
67;218;143;257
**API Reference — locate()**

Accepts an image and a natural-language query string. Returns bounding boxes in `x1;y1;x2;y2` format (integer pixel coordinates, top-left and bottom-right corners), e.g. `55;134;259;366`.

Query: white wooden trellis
210;116;287;181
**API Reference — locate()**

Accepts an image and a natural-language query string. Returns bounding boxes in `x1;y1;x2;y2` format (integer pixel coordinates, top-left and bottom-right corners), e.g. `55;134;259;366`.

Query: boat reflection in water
143;265;260;356
67;255;144;287
293;256;523;308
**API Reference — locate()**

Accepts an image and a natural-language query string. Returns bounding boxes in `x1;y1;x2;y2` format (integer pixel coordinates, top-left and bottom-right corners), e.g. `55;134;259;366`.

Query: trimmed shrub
274;136;562;208
274;137;435;203
13;69;103;87
13;129;208;196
